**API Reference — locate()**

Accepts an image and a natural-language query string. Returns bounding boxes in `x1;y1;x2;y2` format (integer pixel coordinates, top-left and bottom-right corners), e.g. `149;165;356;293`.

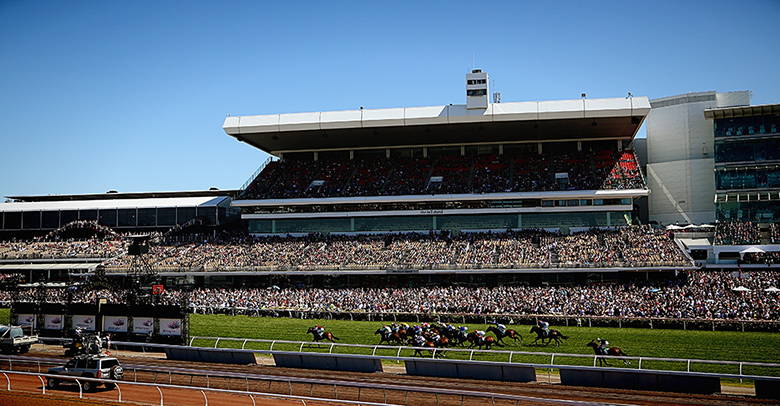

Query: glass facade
717;199;780;222
248;211;632;234
715;138;780;163
1;204;236;231
98;209;117;227
714;115;780;138
716;168;780;190
713;112;780;222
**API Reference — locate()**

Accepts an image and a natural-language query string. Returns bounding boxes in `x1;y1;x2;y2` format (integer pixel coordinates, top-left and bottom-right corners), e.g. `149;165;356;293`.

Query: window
98;209;117;227
42;211;60;228
118;209;136;227
138;208;157;227
467;89;487;97
22;212;40;229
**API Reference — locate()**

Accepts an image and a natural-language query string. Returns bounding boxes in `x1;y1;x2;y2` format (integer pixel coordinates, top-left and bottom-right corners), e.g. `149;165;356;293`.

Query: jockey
414;335;426;345
475;330;486;342
495;321;506;334
537;319;550;337
421;322;430;330
596;337;609;355
314;325;325;335
390;322;399;332
412;325;423;336
400;322;409;331
431;333;441;342
381;325;392;335
458;325;468;336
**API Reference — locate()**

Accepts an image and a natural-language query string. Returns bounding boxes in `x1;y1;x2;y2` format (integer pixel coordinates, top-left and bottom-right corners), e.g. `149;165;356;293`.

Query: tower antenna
493;80;501;104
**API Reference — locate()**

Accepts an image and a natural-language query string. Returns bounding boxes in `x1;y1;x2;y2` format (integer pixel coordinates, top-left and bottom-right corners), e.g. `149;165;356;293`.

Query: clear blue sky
2;1;778;198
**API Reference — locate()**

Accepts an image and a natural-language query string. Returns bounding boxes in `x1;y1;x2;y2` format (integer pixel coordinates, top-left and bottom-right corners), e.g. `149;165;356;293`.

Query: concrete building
645;91;750;225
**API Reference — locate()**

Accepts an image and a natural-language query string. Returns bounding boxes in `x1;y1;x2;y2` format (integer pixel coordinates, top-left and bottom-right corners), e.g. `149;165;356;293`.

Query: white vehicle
46;354;123;391
0;325;37;354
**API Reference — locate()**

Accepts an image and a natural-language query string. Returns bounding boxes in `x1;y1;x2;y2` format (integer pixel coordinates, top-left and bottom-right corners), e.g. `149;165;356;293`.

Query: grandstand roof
223;97;650;154
703;102;780;119
0;196;231;213
5;189;240;203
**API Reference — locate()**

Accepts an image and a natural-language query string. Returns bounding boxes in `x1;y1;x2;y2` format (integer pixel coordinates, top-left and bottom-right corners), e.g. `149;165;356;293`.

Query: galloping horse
307;327;339;343
529;326;568;346
449;330;470;347
466;333;498;350
374;328;404;345
486;326;523;346
407;337;448;358
586;339;630;366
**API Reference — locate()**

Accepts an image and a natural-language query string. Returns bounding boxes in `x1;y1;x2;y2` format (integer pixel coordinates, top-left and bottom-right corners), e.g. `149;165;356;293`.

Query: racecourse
188;314;780;376
2;309;777;376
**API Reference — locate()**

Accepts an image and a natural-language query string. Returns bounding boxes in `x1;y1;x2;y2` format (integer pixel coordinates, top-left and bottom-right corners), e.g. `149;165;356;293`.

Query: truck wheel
81;379;94;392
46;378;58;389
20;345;30;353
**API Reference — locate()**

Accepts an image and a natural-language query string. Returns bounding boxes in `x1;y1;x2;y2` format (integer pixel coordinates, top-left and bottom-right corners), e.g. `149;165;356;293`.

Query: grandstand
0;71;699;292
211;69;695;287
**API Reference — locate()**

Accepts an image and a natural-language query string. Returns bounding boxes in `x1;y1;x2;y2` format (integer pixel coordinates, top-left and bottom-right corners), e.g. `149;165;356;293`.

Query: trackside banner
103;316;128;333
73;315;96;331
17;314;36;329
159;318;182;336
44;314;64;330
133;317;154;334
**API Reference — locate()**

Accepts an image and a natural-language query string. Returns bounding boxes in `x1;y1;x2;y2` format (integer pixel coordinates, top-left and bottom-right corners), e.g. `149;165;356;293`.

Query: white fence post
157;386;164;406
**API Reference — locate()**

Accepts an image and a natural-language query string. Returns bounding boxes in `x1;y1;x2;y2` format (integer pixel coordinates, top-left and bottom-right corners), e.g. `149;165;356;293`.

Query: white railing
0;363;621;406
189;335;780;377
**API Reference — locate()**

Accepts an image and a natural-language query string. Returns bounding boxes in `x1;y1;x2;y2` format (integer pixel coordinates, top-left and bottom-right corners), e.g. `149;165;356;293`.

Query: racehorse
408;336;448;357
529;326;568;347
466;333;498;350
307;327;339;343
449;330;470;347
486;326;523;346
374;328;404;345
586;339;630;366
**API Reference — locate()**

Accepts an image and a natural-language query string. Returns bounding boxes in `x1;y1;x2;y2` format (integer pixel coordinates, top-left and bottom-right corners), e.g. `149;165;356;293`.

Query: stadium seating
237;148;647;200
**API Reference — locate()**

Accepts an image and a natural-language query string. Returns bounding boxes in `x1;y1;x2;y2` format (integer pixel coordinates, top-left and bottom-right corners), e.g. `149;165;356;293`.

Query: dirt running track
0;373;332;406
2;350;778;406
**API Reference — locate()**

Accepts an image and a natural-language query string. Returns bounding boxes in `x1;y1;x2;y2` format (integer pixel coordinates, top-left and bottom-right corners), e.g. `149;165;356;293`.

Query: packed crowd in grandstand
238;149;645;200
715;221;762;245
2;225;691;269
5;270;779;321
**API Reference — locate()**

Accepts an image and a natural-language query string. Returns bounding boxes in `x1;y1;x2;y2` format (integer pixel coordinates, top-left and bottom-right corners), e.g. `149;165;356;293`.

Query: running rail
0;365;630;406
185;335;780;377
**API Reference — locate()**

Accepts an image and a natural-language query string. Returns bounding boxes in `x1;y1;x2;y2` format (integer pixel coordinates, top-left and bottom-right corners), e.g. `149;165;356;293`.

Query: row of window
715;139;780;163
541;198;632;207
0;207;239;231
714;115;780;138
248;211;632;234
716;168;780;190
717;201;780;222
